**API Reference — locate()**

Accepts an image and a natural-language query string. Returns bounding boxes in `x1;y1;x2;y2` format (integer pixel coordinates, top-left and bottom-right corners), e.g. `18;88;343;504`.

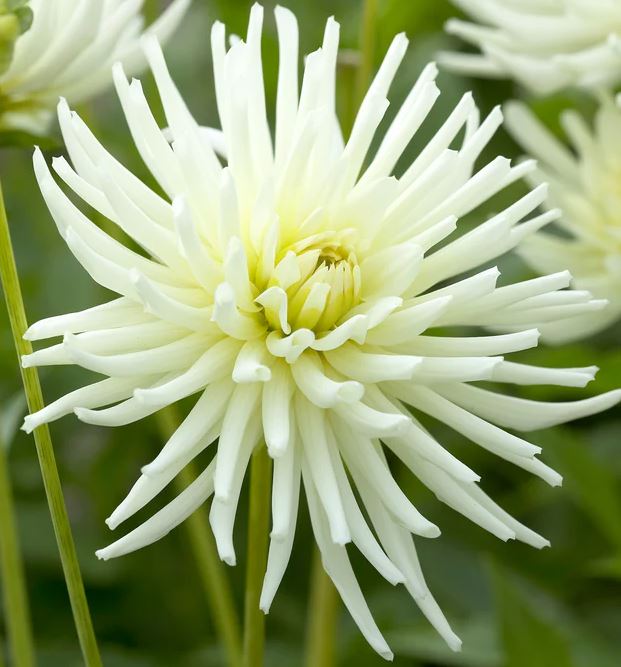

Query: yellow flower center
253;228;362;337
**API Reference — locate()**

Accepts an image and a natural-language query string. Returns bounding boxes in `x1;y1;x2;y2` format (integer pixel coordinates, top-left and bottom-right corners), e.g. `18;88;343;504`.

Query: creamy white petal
97;460;216;560
304;468;394;661
296;395;351;545
210;417;262;566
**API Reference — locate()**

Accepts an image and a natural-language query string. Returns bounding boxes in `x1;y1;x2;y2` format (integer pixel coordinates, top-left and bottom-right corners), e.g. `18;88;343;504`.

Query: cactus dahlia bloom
440;0;621;95
23;5;621;659
503;97;621;341
0;0;190;134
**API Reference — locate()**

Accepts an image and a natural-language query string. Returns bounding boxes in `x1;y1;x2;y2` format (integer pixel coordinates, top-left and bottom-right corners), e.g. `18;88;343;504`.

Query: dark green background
1;1;620;665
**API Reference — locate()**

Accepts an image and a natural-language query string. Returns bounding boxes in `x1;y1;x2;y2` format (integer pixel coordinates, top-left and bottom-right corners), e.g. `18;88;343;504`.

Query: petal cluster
23;5;621;659
0;0;189;134
503;97;621;341
440;0;621;95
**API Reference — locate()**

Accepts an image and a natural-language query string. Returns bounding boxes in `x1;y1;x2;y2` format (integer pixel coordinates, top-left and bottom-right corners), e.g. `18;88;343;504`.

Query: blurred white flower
440;0;621;95
23;5;621;659
0;0;190;135
504;97;621;341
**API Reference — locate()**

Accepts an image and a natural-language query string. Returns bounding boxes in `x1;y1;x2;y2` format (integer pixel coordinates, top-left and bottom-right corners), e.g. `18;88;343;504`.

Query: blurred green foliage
0;0;620;665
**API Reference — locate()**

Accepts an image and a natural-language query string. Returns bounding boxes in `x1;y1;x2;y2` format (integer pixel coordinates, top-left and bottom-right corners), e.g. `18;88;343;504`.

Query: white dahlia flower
0;0;190;134
503;97;621;341
440;0;621;95
23;5;621;659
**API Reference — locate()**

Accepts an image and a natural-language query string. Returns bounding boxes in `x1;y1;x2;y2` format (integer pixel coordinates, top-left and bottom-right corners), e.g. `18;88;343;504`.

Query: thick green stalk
354;0;378;109
304;547;340;667
0;444;35;667
241;446;272;667
304;2;379;663
155;408;242;667
0;181;102;666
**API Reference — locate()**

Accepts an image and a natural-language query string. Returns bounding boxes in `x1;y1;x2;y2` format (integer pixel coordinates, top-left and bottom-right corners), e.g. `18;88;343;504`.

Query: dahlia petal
107;420;222;531
232;339;272;383
295;396;351;545
172;196;222;290
131;271;213;331
112;64;184;196
310;316;367;351
356;472;462;652
490;361;597;388
213;283;266;340
63;228;138;298
23;298;153;341
411;355;503;383
22;344;70;369
291;351;363;408
260;439;302;612
56;101;175;228
133;338;240;407
81;0;191;99
325;343;422;383
23;377;145;434
28;321;184;371
34;147;179;286
333;400;411;438
262;362;294;458
362;65;440;182
414;266;499;307
360;243;423;299
365;296;453;346
214;383;263;502
410;215;458;253
63;331;207;377
210;417;262;566
413;458;516;541
255;287;291;335
142;35;221;184
391;329;540;357
385;427;480;485
437;383;621;431
388;384;542;458
97;459;216;561
269;418;299;541
335;425;440;539
95;166;184;272
51;155;116;222
266;329;315;362
462;483;550;549
325;426;404;585
304;468;394;661
141;380;234;477
274;6;299;166
398;91;475;189
504;102;577;178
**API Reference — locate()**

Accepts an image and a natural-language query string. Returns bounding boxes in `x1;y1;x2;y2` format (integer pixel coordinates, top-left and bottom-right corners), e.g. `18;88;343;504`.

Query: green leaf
387;615;502;667
0;128;59;150
543;427;621;552
0;391;26;451
492;565;574;667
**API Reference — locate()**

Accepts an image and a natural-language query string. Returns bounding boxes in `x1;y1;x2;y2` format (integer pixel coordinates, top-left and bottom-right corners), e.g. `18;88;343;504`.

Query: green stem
154;408;242;667
304;547;340;667
0;181;102;666
241;446;272;667
354;0;378;109
306;3;380;663
143;0;160;25
0;444;35;667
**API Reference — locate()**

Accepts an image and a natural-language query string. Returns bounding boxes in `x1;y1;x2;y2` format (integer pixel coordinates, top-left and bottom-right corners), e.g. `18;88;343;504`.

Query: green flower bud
0;0;32;76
